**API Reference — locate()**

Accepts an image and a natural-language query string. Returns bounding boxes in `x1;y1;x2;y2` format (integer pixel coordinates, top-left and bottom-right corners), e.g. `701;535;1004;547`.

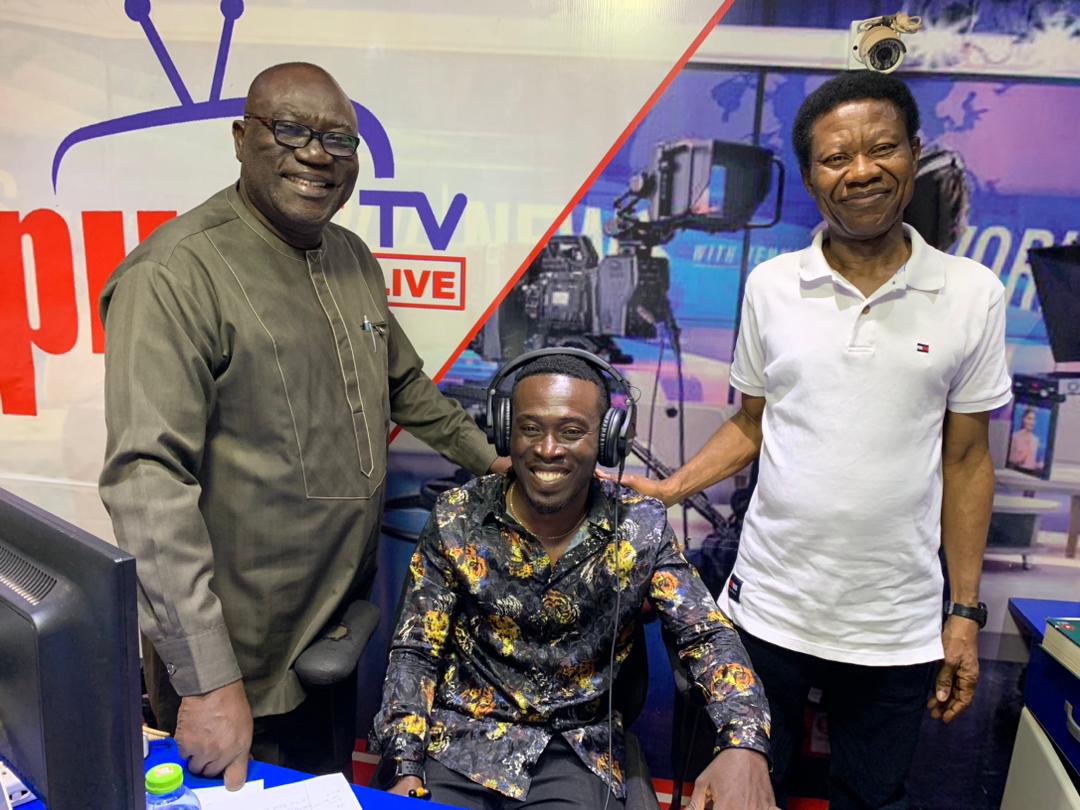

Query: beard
525;489;577;515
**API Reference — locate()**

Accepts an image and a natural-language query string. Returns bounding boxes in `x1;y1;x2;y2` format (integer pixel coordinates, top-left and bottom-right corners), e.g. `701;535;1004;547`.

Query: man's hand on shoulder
595;469;677;507
687;748;776;810
488;456;512;475
927;614;980;723
175;679;253;790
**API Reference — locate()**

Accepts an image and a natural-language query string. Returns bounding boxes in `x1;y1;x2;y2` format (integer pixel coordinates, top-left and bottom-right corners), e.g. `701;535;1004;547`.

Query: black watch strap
945;600;987;629
395;758;426;783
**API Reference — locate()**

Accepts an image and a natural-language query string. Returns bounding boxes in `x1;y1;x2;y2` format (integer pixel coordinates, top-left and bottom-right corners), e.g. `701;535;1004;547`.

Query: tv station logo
380;254;467;311
2;0;467;416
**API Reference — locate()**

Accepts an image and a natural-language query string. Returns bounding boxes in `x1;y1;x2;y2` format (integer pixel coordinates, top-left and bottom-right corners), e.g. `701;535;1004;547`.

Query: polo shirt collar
798;224;945;292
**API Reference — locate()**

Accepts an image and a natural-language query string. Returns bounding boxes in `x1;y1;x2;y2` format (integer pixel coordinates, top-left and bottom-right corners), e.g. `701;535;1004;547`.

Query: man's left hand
927;615;980;723
686;748;775;810
488;457;511;475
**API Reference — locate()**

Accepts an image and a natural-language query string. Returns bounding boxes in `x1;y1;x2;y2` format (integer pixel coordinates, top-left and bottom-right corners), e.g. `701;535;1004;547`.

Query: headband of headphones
485;347;635;421
484;348;637;467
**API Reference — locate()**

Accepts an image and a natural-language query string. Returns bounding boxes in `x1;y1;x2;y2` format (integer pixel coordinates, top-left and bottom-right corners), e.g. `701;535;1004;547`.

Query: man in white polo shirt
617;71;1011;809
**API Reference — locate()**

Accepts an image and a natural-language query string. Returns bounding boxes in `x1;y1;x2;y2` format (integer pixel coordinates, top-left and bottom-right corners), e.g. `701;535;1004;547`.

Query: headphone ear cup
598;408;626;468
493;396;513;457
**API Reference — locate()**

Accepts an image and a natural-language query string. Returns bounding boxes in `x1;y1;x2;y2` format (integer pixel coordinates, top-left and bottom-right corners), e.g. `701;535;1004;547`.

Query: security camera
848;12;922;73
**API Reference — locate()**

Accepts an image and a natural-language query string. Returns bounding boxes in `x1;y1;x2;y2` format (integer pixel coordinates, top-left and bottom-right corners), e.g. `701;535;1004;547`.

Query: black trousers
424;736;625;810
144;637;357;776
739;629;935;810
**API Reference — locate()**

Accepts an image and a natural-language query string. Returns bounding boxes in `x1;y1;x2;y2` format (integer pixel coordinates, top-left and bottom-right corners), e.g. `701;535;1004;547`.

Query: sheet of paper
260;774;362;810
192;779;264;809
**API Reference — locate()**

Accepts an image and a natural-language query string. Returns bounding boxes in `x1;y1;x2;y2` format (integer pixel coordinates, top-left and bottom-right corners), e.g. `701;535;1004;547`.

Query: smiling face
233;64;359;248
510;374;603;516
803;98;920;243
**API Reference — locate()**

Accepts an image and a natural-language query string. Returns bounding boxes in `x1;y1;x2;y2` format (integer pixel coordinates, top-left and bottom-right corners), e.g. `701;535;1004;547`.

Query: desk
1007;596;1080;647
1002;597;1080;809
996;462;1080;558
20;738;460;809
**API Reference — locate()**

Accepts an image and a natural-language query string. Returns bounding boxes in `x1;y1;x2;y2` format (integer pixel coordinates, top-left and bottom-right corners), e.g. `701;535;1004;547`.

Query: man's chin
827;212;902;241
520;487;574;515
521;491;567;514
272;193;340;227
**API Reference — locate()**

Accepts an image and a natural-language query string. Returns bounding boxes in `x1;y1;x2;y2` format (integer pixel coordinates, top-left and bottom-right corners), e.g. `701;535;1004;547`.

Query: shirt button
861;305;871;315
166;663;177;676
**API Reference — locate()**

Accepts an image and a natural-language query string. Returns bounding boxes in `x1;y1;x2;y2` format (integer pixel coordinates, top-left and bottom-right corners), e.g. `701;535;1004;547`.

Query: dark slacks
424;736;626;810
739;628;935;810
143;637;356;776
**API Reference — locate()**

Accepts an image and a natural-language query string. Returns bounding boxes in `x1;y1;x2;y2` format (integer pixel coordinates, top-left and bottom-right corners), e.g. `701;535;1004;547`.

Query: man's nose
847;152;881;184
294;137;334;165
536;432;565;458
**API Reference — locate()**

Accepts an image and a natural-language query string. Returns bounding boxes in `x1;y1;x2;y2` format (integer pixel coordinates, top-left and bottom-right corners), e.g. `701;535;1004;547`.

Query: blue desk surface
22;738;460;809
1008;597;1080;644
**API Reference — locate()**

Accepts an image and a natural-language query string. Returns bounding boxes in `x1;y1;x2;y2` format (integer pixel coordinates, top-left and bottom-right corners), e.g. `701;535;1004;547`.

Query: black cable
670;321;689;544
601;456;627;810
646;331;667;478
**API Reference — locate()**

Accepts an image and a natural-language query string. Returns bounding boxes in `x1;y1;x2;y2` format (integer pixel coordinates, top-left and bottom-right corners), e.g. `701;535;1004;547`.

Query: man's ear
801;167;814;196
232;119;246;163
910;136;922;164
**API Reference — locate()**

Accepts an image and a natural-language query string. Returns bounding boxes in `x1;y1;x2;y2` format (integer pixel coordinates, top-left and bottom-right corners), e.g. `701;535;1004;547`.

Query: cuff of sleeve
375;735;427;767
712;722;772;766
453;431;499;476
152;625;242;696
729;371;766;398
946;387;1012;414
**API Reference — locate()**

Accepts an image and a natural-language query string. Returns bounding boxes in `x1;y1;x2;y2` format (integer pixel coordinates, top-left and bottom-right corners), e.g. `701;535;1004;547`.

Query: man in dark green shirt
99;62;502;785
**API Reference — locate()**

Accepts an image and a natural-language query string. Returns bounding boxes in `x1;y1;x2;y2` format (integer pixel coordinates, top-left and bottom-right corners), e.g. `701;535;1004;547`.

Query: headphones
484;348;636;468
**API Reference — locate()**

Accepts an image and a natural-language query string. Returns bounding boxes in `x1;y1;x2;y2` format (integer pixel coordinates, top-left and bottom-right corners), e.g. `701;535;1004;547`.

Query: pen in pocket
362;316;384;352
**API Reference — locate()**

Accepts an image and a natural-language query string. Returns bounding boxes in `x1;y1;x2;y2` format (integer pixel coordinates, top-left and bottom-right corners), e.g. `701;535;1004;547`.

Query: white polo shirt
720;225;1011;666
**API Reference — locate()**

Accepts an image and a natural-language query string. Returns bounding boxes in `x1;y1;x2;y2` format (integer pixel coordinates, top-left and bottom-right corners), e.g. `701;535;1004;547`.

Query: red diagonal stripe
391;1;739;443
433;0;739;383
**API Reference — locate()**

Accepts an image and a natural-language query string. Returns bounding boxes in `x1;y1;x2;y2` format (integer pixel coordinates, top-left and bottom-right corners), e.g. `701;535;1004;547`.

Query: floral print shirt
372;474;770;799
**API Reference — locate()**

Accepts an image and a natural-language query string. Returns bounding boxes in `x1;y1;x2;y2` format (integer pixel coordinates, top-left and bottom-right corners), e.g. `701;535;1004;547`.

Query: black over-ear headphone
484;348;636;468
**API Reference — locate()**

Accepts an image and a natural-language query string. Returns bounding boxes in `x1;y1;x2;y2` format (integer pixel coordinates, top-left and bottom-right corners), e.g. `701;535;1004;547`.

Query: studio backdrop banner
0;0;728;536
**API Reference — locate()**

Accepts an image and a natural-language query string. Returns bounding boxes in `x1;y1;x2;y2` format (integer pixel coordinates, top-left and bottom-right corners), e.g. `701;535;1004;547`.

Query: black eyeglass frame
243;114;361;158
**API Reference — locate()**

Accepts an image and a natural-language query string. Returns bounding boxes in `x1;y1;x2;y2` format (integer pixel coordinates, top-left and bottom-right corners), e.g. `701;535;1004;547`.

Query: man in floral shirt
373;354;774;809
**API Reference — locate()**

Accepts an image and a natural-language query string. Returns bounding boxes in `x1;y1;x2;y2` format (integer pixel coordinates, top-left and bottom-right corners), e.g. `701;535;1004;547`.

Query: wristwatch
375;755;425;789
394;758;426;783
944;600;988;629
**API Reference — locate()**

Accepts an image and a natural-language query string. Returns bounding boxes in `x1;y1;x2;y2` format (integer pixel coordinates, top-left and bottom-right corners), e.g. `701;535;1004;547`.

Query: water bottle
145;763;202;809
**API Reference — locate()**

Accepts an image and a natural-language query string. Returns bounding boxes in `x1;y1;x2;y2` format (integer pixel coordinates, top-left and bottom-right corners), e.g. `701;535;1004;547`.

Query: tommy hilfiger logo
916;343;930;353
728;573;743;603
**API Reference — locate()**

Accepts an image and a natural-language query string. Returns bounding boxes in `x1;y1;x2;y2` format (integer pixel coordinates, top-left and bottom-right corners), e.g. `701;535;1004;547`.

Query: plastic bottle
145;763;202;809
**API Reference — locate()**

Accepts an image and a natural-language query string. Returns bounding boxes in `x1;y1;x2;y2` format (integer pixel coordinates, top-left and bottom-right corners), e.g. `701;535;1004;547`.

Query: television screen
1006;399;1058;479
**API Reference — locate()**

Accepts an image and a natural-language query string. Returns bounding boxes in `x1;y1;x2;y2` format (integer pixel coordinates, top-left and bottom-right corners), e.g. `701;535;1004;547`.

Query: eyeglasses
243;115;360;158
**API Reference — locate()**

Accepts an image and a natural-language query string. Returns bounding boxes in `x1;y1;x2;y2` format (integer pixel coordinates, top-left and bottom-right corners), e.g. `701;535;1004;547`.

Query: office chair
615;620;662;810
292;596;381;776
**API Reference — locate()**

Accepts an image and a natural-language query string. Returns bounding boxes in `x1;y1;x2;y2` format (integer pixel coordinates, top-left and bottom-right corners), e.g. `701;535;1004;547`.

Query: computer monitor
0;488;143;809
1029;245;1080;364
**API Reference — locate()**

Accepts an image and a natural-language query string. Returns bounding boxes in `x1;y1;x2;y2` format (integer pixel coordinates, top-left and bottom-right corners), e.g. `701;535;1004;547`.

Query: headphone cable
670;321;689;545
602;455;627;810
646;331;666;479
